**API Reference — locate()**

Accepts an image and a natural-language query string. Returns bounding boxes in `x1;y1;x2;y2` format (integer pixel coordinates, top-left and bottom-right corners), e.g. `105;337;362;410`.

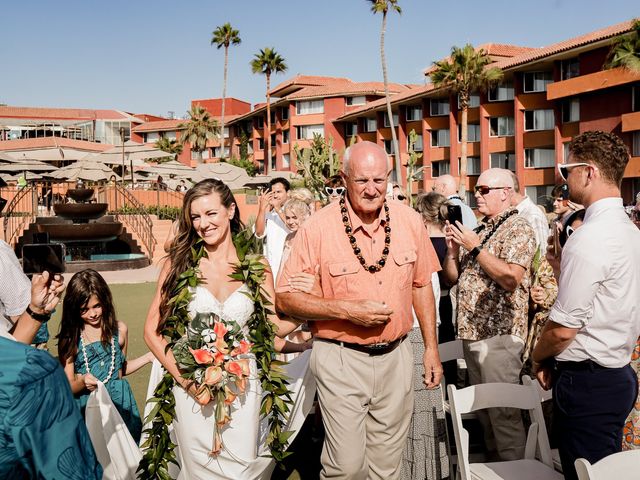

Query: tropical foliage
430;44;503;196
178;105;219;164
293;134;340;200
368;0;402;184
405;129;424;207
211;23;241;159
155;137;183;161
226;156;258;177
250;48;287;173
605;18;640;72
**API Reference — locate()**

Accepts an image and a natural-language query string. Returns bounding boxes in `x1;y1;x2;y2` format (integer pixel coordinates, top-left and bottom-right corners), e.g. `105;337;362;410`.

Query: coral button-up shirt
276;199;440;345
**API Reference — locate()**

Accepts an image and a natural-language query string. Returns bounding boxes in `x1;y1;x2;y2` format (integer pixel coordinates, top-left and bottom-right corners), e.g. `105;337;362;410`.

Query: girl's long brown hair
57;269;117;365
158;179;243;333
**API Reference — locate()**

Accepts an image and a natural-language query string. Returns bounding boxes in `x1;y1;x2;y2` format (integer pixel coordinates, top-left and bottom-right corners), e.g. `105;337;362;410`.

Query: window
165;131;177;141
345;122;358;137
632;85;640;112
563;142;570;162
560;58;580;80
258;138;265;149
525;185;554;206
222;127;229;138
192;149;210;160
488;82;515;102
406;106;423;121
270;134;276;146
562;99;580;123
489;117;515;137
270;111;276;124
282;153;290;169
458;124;480;142
145;132;160;143
213;146;230;157
383;113;399;128
296;124;324;139
362;118;377;133
432;160;450;177
256;117;264;129
463;156;481;175
296;100;324;115
271;155;276;171
490;152;516;171
633;132;640;157
458;93;480;108
430;98;450;116
431;129;450;147
525;148;555;168
346;96;366;106
523;71;553;93
282;129;289;144
383;139;393;155
411;134;423;152
465;191;478;208
524;109;555;131
281;107;289;121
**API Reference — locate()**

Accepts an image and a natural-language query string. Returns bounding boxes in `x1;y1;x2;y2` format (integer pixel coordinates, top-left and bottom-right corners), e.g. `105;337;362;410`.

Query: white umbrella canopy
0;160;58;172
139;160;194;178
189;162;251;191
96;141;174;165
3;171;44;181
48;159;120;182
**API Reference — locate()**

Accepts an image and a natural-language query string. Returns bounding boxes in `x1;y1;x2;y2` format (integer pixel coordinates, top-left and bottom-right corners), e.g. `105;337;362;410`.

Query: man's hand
423;347;443;389
30;271;65;313
445;220;480;253
288;265;321;295
344;300;393;327
258;188;274;213
531;285;546;306
534;362;554;391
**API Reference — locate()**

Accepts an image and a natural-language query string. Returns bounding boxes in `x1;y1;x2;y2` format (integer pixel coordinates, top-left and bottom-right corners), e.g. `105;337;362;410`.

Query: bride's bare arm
262;260;302;338
144;259;198;397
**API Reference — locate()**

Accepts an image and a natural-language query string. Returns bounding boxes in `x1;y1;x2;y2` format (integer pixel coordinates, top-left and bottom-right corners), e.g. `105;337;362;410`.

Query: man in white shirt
254;177;290;281
509;172;550;250
532;131;640;480
433;174;477;228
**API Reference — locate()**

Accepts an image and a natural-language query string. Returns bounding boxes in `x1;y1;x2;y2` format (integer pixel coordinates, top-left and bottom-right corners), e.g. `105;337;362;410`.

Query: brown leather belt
317;335;407;356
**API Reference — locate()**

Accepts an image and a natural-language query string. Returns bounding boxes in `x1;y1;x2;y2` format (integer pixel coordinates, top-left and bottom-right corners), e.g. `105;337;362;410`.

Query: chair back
448;381;555;480
438;339;464;363
575;450;640;480
522;374;553;402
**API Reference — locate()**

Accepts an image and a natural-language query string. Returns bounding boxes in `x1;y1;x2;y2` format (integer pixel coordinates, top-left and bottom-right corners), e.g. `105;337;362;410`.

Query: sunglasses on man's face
558;162;597;182
396;195;407;201
325;187;345;196
473;185;510;195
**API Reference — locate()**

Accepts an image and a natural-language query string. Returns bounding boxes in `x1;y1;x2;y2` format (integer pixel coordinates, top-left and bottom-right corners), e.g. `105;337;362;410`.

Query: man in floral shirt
443;168;536;461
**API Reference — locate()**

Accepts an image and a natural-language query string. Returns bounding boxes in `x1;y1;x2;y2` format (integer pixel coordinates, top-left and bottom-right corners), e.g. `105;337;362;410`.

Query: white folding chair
448;381;563;480
521;375;562;473
574;450;640;480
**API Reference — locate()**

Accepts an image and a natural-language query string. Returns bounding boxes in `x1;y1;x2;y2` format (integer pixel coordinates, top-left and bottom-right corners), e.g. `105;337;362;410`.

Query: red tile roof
0;106;141;122
270;75;352;96
286;81;414;101
133;114;244;133
335;84;437;121
422;43;537;75
0;137;111;151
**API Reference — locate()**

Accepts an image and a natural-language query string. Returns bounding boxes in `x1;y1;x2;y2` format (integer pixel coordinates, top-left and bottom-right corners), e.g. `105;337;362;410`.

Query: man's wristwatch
26;305;51;322
469;246;482;259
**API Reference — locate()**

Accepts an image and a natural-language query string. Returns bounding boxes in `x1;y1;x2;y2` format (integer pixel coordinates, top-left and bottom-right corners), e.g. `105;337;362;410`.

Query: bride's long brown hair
158;179;243;333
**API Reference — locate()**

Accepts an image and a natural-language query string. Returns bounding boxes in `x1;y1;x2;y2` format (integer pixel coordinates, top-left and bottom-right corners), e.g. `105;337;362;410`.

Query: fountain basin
66;188;95;202
54;203;108;221
37;221;123;242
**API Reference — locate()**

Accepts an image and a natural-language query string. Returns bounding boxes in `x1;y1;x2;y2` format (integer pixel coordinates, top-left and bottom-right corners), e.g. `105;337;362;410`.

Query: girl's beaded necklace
80;332;116;384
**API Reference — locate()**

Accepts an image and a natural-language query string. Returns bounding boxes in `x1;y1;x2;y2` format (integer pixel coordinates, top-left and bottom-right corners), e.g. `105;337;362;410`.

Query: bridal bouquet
172;312;253;455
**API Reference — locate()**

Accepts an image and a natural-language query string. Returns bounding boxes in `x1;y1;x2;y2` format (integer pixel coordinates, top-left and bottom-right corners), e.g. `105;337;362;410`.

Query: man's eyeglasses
325;187;345;196
473;185;511;195
558;162;597;182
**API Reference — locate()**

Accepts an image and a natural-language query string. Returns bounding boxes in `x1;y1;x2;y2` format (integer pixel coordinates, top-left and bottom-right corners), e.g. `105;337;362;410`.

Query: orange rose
190;348;214;365
203;366;223;386
213;321;228;339
225;361;243;377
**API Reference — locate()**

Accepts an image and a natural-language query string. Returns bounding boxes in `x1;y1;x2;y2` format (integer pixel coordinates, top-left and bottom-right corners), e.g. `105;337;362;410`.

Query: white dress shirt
551;198;640;367
447;195;478;228
0;240;31;335
516;195;550;250
254;210;289;282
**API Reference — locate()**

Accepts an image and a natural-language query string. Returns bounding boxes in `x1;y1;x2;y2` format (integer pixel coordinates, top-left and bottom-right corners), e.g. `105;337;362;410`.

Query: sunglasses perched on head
473;185;511;195
558;162;598;182
396;195;407;201
325;187;345;196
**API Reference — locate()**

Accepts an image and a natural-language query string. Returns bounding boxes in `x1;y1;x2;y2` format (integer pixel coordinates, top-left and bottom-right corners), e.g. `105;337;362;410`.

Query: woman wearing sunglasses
324;175;345;204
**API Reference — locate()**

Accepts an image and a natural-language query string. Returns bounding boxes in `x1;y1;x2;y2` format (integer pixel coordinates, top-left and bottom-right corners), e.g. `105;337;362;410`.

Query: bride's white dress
169;284;315;480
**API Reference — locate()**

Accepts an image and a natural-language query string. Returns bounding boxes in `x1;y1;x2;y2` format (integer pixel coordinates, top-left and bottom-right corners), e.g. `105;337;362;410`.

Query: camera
447;204;463;226
21;233;66;276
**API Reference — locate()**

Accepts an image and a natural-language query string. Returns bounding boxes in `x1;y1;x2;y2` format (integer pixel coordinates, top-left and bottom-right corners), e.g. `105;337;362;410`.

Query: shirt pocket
328;260;361;297
393;249;417;289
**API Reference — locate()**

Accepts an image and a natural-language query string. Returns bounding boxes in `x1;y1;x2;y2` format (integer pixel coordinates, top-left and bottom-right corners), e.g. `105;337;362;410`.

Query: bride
143;179;303;479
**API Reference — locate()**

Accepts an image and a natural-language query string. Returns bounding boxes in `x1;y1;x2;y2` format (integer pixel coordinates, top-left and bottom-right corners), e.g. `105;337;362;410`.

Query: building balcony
547;67;640;101
621;111;640;133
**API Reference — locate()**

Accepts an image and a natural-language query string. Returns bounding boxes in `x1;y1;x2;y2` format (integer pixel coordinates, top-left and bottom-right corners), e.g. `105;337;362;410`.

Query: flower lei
138;232;293;480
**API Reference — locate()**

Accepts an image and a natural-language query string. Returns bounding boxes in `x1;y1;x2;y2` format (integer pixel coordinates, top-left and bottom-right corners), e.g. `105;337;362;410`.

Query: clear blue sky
2;0;638;117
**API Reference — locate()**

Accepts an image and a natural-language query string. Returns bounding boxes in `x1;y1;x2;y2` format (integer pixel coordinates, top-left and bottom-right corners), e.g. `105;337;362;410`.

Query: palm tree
178;105;219;164
211;23;241;160
251;48;287;174
155;137;183;162
368;0;402;184
430;44;503;197
605;18;640;72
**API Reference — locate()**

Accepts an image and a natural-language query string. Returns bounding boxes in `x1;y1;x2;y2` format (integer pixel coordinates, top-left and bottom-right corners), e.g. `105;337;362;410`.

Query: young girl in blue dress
58;269;153;442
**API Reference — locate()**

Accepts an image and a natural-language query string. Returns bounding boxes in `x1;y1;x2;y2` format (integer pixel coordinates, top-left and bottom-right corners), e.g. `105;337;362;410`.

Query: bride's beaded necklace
80;332;116;385
340;196;391;273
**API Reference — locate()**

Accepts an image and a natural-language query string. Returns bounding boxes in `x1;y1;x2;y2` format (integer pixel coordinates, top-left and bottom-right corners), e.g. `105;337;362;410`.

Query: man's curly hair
568;130;630;187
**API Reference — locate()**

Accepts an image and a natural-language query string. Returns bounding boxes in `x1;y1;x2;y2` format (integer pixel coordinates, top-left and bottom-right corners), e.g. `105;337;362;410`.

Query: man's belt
317;335;407;356
554;359;613;371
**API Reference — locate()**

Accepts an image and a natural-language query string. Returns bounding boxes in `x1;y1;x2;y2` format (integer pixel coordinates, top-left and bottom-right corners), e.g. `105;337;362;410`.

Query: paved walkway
62;262;163;285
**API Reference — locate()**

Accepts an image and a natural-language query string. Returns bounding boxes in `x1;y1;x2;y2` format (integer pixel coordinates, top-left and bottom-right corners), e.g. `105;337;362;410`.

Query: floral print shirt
456;208;537;342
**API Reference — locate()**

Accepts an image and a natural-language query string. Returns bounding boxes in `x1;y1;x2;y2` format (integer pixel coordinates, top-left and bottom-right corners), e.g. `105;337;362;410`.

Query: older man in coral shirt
276;141;441;480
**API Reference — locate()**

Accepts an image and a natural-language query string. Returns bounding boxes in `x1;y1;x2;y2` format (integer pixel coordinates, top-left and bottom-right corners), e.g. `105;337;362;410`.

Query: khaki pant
311;339;414;480
463;335;526;461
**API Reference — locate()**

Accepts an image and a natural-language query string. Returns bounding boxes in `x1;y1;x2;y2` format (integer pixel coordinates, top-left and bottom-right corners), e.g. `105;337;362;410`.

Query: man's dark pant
553;362;638;480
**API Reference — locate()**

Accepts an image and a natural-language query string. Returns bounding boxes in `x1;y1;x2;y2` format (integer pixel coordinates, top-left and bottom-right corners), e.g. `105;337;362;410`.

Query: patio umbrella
48;159;120;182
96;140;174;166
138;160;194;177
0;159;58;172
189;162;251;191
4;172;44;181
